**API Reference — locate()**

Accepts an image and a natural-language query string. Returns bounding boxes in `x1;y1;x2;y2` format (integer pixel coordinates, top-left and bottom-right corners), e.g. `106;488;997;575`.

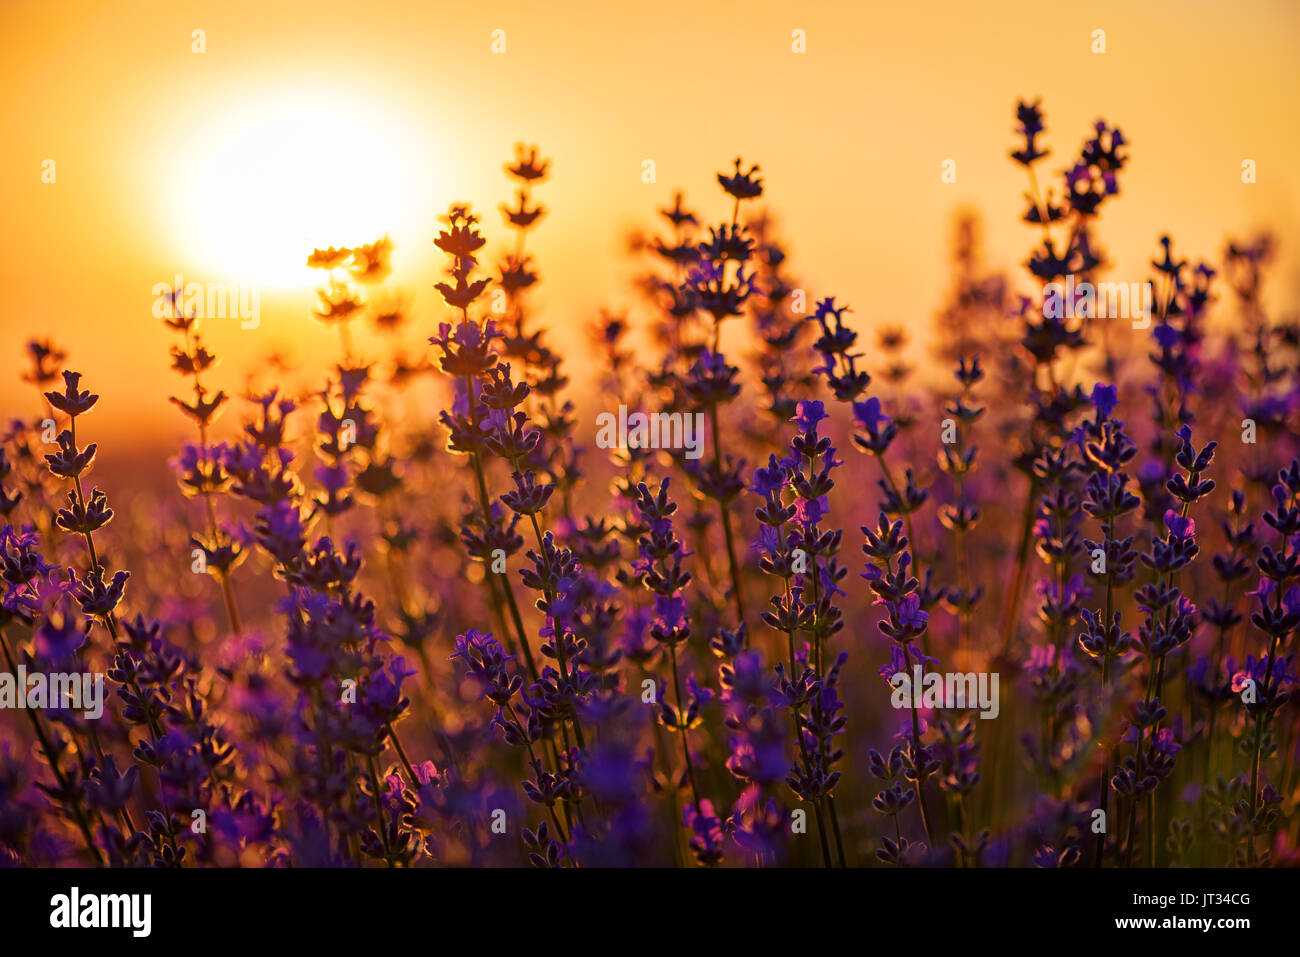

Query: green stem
710;402;747;633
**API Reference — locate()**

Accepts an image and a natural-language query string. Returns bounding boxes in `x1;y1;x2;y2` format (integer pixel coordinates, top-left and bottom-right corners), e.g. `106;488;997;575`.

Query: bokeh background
3;0;1298;448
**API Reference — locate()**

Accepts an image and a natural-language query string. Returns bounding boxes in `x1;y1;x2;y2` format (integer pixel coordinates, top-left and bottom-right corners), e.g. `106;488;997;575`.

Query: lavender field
2;93;1297;872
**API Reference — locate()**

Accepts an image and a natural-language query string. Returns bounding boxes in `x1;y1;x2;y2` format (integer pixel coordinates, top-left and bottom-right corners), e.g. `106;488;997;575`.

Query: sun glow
167;89;433;288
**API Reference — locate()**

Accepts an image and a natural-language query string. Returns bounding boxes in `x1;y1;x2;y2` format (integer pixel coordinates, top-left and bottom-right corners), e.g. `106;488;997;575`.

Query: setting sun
166;88;435;287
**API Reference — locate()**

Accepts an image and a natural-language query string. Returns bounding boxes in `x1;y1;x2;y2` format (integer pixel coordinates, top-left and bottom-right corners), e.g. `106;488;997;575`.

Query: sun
167;88;431;288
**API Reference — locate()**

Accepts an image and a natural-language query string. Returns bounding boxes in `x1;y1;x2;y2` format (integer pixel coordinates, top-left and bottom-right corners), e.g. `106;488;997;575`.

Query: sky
3;0;1298;443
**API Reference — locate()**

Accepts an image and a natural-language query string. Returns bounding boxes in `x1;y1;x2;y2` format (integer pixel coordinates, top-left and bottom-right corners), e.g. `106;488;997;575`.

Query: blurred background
2;0;1298;451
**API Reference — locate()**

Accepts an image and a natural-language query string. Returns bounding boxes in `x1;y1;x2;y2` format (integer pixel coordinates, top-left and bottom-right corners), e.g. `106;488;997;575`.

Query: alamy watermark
1042;275;1153;329
0;666;105;719
152;275;260;329
595;405;705;460
50;887;151;937
890;666;1000;719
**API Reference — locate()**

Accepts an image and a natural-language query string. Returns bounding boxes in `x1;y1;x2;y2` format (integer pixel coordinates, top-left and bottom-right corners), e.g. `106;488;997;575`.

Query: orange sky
3;0;1298;445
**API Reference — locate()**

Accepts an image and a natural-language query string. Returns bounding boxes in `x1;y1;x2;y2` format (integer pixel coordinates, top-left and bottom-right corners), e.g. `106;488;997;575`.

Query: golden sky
3;0;1298;442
